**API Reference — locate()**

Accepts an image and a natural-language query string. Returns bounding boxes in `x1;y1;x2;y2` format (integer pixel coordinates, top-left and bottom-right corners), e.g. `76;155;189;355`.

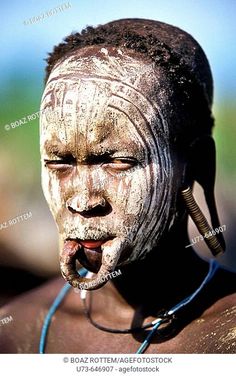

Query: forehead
41;79;148;158
40;50;169;156
41;48;162;119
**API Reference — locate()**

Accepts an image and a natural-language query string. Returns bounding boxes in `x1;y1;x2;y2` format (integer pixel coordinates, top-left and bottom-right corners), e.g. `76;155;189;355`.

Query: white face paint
40;47;183;289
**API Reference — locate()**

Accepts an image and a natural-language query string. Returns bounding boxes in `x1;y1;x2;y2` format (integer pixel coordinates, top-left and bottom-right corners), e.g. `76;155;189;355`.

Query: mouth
60;236;123;291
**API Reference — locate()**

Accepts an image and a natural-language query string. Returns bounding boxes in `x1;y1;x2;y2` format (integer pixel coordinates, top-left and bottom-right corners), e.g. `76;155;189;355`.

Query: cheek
106;167;151;219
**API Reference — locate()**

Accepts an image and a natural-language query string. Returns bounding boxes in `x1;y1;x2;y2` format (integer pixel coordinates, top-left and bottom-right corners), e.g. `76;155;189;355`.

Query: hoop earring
181;187;225;256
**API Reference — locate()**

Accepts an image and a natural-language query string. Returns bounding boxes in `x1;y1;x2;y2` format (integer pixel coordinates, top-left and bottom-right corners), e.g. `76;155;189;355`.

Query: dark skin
0;218;236;354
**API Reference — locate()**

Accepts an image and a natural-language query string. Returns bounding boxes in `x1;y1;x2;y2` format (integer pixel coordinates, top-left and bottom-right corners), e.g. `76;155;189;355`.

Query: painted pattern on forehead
43;76;168;140
40;80;81;152
41;87;144;164
41;81;113;155
43;51;168;127
41;78;168;150
41;51;170;159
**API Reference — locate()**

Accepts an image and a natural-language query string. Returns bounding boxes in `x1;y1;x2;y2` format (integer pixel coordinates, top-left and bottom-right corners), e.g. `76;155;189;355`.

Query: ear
187;135;225;250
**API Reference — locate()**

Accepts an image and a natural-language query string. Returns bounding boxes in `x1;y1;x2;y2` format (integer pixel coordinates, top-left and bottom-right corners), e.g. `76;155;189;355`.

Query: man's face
40;49;181;287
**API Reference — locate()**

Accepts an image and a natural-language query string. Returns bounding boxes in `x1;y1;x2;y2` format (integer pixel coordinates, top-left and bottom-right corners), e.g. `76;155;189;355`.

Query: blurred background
0;0;235;304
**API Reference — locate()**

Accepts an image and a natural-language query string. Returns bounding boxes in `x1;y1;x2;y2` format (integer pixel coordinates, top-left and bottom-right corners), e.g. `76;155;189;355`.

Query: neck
111;218;209;313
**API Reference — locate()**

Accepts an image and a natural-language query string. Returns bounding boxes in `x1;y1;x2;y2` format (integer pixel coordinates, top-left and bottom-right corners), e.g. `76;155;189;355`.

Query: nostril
79;202;112;218
67;205;77;214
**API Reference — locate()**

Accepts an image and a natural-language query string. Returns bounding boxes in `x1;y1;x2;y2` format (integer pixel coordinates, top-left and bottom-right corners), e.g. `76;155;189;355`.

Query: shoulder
183;291;236;353
174;265;236;354
0;277;65;353
205;291;236;352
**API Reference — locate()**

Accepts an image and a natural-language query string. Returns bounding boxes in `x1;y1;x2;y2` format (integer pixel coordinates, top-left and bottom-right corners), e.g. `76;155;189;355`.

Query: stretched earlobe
181;135;226;256
181;187;225;256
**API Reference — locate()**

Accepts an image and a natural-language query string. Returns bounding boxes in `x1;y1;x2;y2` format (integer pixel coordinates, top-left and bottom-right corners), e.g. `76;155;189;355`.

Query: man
0;19;235;353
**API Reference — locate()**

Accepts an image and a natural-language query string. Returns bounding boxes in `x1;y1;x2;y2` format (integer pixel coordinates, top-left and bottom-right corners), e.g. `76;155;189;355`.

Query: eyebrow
44;139;71;156
43;138;146;163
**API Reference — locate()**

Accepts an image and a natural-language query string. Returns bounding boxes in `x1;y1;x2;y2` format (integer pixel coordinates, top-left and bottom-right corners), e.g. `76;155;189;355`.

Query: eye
44;154;76;173
103;158;137;172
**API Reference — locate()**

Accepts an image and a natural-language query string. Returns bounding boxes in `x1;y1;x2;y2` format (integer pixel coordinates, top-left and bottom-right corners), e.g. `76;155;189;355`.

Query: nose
66;167;112;217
